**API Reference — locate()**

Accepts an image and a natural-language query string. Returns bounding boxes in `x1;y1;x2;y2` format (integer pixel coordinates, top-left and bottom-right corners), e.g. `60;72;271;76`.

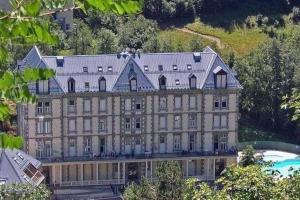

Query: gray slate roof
21;46;241;93
0;148;44;185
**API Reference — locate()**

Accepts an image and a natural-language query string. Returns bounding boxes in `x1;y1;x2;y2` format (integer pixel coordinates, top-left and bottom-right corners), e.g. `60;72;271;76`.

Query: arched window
68;78;75;93
213;66;227;89
159;75;167;90
189;74;197;89
99;77;106;92
130;77;137;91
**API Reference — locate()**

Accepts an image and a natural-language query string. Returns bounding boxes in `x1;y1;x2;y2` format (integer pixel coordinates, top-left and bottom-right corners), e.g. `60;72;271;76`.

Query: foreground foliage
0;184;50;200
124;160;300;200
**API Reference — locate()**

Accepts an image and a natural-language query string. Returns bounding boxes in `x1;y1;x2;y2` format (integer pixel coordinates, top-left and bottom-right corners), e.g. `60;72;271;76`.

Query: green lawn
158;29;218;52
185;19;268;55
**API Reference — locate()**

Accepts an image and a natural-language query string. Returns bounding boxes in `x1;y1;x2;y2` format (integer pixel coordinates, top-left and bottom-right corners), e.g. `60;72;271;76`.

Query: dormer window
85;82;89;92
108;66;113;72
37;80;49;94
158;65;163;71
213;66;227;88
83;67;88;73
159;75;167;90
144;65;149;71
56;56;64;67
189;74;197;89
173;65;178;71
98;66;103;72
68;78;75;93
99;77;106;92
130;77;137;91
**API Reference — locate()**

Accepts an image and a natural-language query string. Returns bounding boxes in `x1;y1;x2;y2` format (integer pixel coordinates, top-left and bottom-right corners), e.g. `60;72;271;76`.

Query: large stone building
17;46;241;186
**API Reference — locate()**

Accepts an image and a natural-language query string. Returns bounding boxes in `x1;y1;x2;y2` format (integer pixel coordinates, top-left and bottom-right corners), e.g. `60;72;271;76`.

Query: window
221;115;227;128
173;65;178;71
44;102;50;113
84;137;92;154
84;82;89;92
84;118;91;132
37;80;49;94
108;66;113;72
37;102;43;113
125;118;131;130
68;119;76;133
99;77;106;92
98;66;103;72
174;115;181;129
56;56;64;67
189;75;197;89
68;78;75;93
125;98;131;111
214;96;228;109
37;120;51;134
159;97;167;110
159;75;167;90
36;140;52;158
99;118;107;131
174;96;182;110
214;68;227;88
135;117;141;129
187;64;192;70
160;135;165;144
175;79;180;85
100;138;106;153
189;133;195;151
83;99;91;112
99;98;107;112
158;65;163;71
69;139;76;156
213;115;220;128
214;133;228;151
68;99;75;113
159;115;167;129
135;98;141;110
214;99;220;109
83;67;88;73
144;65;149;71
130;77;137;91
173;134;181;151
221;97;228;108
188;114;197;128
189;96;196;109
213;114;227;128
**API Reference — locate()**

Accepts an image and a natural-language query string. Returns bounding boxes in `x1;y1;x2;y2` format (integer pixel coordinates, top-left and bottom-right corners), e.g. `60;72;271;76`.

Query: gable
112;58;155;92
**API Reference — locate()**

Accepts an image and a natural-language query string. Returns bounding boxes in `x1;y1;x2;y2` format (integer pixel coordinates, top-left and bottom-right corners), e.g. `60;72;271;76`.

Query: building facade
18;46;241;186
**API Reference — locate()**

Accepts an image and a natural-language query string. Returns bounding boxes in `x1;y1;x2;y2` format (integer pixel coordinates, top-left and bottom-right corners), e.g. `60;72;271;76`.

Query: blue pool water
270;159;300;176
262;151;300;176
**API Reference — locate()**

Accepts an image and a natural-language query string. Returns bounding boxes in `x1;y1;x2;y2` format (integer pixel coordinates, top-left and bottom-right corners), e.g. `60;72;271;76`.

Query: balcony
39;149;237;164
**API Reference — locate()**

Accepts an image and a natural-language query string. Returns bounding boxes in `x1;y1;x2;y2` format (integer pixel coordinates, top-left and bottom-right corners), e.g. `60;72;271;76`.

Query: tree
118;15;158;50
189;38;203;52
142;37;161;53
95;28;118;54
239;145;262;167
123;161;183;200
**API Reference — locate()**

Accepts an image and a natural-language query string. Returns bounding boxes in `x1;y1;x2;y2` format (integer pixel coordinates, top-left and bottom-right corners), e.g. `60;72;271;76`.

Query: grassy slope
158;29;218;51
185;20;268;55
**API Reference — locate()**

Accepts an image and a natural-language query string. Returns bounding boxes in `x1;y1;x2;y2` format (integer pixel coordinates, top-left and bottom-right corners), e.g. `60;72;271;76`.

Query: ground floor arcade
43;156;236;186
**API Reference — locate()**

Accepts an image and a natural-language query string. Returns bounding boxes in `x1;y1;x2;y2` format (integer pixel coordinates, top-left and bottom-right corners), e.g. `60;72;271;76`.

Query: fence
237;141;300;154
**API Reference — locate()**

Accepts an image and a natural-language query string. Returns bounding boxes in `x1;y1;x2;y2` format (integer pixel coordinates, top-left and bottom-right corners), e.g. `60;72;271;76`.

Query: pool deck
238;150;299;162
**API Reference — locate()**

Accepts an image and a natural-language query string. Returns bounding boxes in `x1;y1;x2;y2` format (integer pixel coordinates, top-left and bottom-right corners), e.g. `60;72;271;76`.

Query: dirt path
175;27;224;49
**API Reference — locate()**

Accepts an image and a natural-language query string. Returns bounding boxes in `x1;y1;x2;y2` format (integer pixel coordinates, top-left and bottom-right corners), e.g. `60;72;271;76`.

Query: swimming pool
262;151;300;176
